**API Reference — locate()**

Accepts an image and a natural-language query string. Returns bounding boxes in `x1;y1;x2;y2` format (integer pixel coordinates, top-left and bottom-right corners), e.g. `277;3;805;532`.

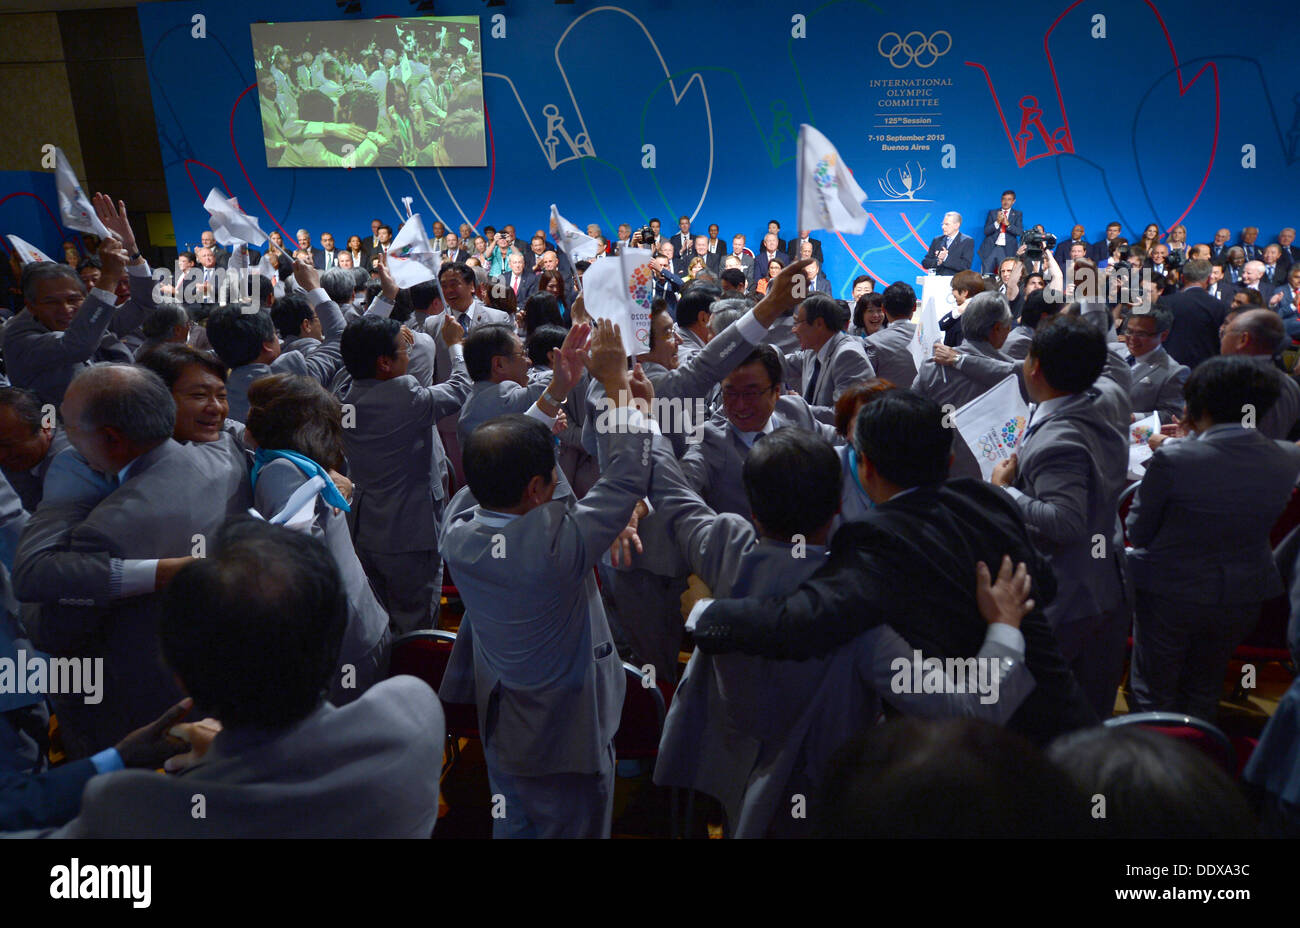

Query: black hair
1019;289;1058;330
340;315;401;380
720;268;748;290
1183;355;1282;425
438;260;475;286
853;293;885;331
800;293;848;331
1028;316;1107;394
675;281;721;330
0;386;45;433
743;428;842;539
270;291;314;340
520;292;564;337
136;343;228;389
161;519;346;729
729;345;783;390
463;324;518;382
462;414;556;509
853;390;951;487
815;718;1083;838
1046;726;1255;838
206;305;276;368
881;281;916;320
408;279;442;314
526;325;567;368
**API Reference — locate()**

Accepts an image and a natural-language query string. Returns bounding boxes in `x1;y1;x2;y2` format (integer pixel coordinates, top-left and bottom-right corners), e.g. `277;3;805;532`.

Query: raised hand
92;192;137;253
586;318;628;387
292;253;320;292
440;312;464;347
753;258;815;325
374;251;399;301
975;555;1034;628
550;321;591;397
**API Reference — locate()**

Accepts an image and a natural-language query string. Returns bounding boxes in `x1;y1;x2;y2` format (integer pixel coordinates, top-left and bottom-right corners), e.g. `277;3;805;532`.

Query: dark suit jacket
751;250;788;285
1159;285;1227;370
305;246;325;269
694;479;1098;746
784;237;824;264
0;760;96;831
442;248;469;265
510;270;539;302
978;209;1023;268
922;232;974;275
320;248;342;269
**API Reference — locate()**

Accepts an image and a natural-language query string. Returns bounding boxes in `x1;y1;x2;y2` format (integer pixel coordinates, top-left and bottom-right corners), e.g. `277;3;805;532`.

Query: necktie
1127;354;1137;367
512;275;519;295
804;357;822;402
459;312;471;330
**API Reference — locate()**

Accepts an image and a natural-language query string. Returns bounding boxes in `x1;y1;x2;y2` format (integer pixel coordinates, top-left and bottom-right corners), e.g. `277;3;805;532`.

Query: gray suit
1006;380;1130;719
913;339;1023;479
2;296;132;408
1001;324;1035;361
1247;355;1300;441
343;360;470;633
2;429;70;514
585;311;771;682
865;320;918;388
647;444;1034;836
678;400;842;519
253;458;390;704
1128;346;1190;423
1127;426;1300;718
783;331;875;422
439;406;657;837
55;677;444;837
13;437;252;757
226;293;345;423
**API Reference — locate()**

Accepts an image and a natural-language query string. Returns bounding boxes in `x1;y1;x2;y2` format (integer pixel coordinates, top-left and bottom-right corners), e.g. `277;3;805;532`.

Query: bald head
1222;309;1284;357
62;364;176;474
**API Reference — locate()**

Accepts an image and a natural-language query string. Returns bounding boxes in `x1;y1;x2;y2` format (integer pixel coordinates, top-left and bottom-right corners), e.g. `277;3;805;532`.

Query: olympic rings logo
877;31;952;69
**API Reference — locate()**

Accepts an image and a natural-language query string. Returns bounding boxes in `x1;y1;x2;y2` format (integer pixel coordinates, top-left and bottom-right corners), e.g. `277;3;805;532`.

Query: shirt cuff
110;558;160;599
685;597;714;632
127;262;152;277
1001;486;1027;503
525;402;558;426
734;309;768;343
304;287;330;307
365;295;395;318
448;344;464;361
639;496;655;519
90;747;124;775
984;621;1025;657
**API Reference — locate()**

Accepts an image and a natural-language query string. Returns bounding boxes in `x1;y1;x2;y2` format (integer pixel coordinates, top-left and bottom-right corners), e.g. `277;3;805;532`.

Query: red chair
388;630;479;774
614;662;666;761
1269;487;1300;548
1105;711;1237;776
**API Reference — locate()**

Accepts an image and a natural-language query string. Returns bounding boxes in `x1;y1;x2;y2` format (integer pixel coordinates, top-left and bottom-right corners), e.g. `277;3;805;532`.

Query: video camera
1022;229;1057;260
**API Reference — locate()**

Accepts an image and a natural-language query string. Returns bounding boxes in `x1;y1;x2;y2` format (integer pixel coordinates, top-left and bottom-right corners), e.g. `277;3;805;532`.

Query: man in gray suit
206;258;346;422
784;294;875;422
1127;357;1300;719
440;261;511;331
674;283;719;365
0;388;68;513
3;240;150;407
651;427;1037;836
865;281;919;388
992;316;1130;720
341;313;469;634
441;320;653;838
680;346;841;518
587;260;819;685
1220;309;1300;441
916;292;1023;479
55;521;445;837
1124;306;1190;423
12;365;252;758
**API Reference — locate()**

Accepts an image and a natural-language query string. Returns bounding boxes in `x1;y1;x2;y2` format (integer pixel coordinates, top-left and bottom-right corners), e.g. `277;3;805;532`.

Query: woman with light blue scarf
245;374;391;705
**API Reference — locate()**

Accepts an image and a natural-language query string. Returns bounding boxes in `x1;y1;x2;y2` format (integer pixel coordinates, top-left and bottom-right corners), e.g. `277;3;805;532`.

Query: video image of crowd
250;16;485;169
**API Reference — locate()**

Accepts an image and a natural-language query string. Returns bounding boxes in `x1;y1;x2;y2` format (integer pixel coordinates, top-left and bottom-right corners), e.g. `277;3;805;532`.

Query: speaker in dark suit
978;195;1023;272
921;216;975;276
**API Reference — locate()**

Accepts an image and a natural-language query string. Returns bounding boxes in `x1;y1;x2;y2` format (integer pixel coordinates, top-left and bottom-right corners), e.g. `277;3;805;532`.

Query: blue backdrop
129;0;1300;298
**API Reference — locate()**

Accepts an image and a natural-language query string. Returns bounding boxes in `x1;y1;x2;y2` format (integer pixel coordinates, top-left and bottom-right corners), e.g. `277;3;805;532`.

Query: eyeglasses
722;385;775;402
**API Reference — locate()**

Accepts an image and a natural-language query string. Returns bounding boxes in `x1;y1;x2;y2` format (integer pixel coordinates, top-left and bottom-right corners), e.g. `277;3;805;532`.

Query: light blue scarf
251;448;350;512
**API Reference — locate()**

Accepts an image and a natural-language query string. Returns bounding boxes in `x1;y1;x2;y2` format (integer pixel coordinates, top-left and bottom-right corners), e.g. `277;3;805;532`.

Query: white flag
580;247;657;357
796;124;869;236
54;147;113;240
6;235;53;265
1126;411;1160;477
386;213;440;287
910;274;952;370
550;204;600;263
952;375;1030;481
204;188;268;247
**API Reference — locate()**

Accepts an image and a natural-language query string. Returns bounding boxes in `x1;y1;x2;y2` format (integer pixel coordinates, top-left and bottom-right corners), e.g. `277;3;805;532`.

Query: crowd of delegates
2;190;1300;840
253;20;485;168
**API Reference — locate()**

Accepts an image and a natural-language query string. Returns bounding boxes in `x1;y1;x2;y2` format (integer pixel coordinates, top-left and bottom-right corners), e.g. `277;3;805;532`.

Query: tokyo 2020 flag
581;248;656;357
952;374;1030;481
796;124;869;236
54;147;112;240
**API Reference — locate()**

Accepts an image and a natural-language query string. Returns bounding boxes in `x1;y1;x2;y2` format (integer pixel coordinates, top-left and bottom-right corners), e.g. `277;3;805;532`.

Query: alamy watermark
890;650;1002;705
0;650;103;704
